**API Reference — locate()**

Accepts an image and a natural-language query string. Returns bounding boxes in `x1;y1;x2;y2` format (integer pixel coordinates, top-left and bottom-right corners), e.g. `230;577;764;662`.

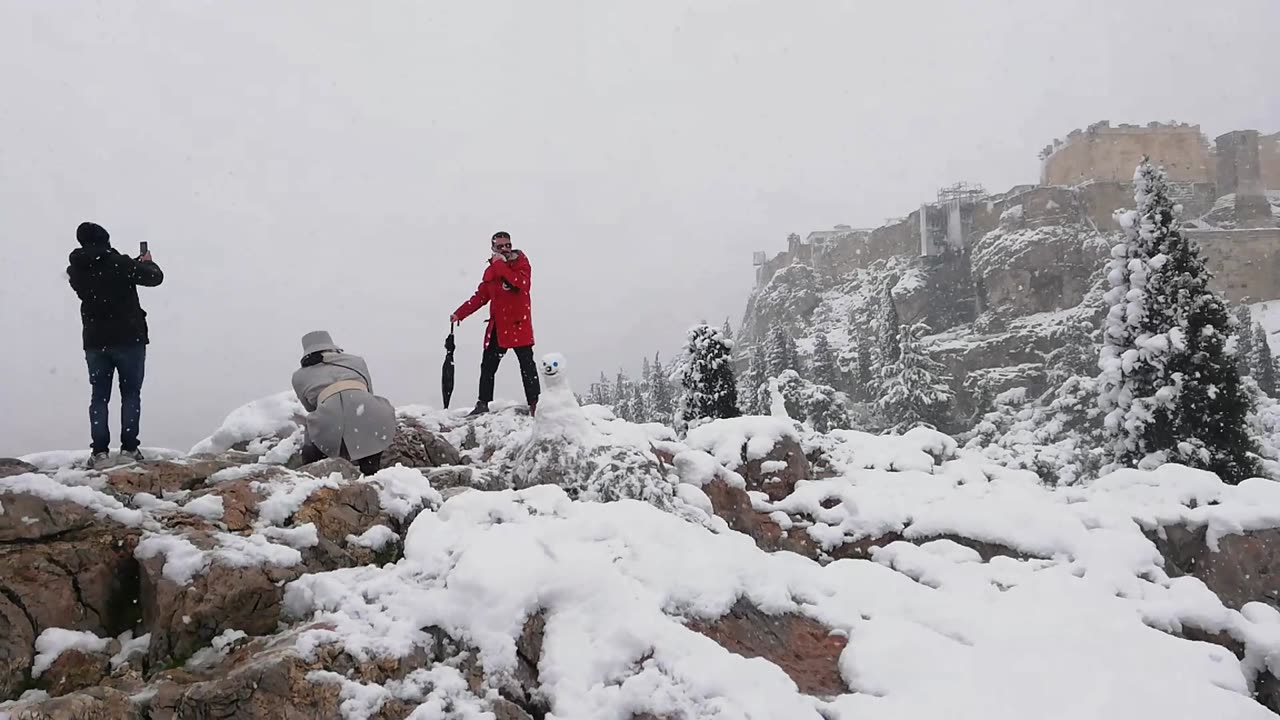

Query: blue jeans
86;344;146;453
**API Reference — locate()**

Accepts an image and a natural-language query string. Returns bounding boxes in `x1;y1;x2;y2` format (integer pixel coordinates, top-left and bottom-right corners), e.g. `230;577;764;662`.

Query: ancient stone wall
1262;132;1280;191
1041;123;1212;186
1190;228;1280;303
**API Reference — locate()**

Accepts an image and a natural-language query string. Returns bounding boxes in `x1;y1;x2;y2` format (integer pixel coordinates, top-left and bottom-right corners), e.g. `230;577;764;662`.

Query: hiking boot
89;451;112;470
529;401;538;417
467;402;489;417
120;449;145;463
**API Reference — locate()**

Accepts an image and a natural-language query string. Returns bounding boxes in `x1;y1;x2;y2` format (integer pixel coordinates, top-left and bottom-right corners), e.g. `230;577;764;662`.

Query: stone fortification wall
1041;121;1212;186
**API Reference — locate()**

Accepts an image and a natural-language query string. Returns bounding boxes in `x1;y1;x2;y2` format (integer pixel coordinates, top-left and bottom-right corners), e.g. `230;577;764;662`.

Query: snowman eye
553;361;559;367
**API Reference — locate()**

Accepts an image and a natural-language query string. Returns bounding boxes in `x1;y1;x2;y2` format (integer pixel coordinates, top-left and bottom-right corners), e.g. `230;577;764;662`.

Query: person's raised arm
128;253;164;287
490;254;530;292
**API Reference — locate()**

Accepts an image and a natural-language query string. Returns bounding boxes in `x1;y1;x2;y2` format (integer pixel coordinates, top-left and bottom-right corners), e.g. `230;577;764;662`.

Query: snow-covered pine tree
876;322;954;432
613;370;633;421
854;345;875;401
628;382;650;424
648;353;675;425
1234;306;1256;378
675;324;740;431
876;282;901;366
590;372;613;406
741;343;767;415
1098;159;1260;482
722;317;734;342
765;323;799;377
1253;323;1277;397
810;333;840;388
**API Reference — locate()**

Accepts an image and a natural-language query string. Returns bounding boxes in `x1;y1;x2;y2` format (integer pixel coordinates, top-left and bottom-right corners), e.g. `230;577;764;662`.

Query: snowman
513;352;594;490
529;352;593;443
510;352;683;515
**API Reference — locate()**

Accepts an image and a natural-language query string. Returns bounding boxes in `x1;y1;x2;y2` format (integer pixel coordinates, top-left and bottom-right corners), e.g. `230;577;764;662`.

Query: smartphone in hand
139;241;149;259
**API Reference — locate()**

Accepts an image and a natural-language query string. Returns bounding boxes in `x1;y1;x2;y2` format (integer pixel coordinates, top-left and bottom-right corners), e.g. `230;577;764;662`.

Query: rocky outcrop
37;647;113;697
105;459;237;497
139;547;300;669
381;418;464;470
4;686;143;720
0;494;98;543
1155;525;1280;610
0;495;141;699
0;459;38;479
740;436;810;502
689;599;848;696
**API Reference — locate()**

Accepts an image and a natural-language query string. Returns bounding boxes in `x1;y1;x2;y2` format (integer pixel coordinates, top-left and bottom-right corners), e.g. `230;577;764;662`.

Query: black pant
479;326;540;405
300;442;382;476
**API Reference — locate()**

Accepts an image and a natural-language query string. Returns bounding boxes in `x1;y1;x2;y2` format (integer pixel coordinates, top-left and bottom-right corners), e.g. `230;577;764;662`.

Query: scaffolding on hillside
936;181;989;206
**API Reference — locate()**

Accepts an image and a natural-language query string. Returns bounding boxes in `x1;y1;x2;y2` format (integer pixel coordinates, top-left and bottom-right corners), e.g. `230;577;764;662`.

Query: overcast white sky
1;0;1276;456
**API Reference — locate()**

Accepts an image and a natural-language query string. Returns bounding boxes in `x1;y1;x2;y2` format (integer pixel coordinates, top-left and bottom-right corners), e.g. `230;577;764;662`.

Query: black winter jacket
67;246;165;350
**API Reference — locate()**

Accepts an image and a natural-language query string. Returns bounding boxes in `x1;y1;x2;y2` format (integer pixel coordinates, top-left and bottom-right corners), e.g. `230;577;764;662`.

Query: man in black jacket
67;222;165;467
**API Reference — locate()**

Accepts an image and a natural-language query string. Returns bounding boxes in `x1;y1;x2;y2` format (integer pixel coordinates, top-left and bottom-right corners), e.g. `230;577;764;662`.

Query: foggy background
1;0;1276;456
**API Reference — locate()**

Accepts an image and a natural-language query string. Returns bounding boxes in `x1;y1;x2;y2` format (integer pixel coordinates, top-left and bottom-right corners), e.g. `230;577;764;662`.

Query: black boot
468;401;489;417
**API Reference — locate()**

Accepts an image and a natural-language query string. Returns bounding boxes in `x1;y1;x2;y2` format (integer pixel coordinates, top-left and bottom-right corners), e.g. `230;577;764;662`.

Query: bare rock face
739;436;810;502
381;418;464;470
0;493;99;543
0;498;139;698
0;592;35;700
703;479;822;558
3;686;143;720
147;646;342;720
105;459;237;498
0;458;38;479
192;478;263;532
139;548;301;669
1156;524;1280;610
298;458;361;481
37;646;113;697
292;482;396;569
688;599;848;697
0;523;142;638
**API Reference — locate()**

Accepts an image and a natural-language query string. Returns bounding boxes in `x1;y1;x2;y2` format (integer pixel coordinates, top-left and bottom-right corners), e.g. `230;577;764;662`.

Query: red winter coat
453;250;535;349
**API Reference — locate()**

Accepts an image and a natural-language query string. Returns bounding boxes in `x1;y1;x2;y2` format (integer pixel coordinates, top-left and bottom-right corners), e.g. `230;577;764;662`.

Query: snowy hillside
3;391;1280;719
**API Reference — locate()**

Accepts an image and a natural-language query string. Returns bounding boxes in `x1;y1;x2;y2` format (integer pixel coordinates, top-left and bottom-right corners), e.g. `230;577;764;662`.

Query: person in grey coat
291;331;397;476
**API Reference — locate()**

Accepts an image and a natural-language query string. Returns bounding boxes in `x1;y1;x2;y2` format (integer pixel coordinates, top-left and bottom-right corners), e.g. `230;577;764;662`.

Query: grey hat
301;330;340;356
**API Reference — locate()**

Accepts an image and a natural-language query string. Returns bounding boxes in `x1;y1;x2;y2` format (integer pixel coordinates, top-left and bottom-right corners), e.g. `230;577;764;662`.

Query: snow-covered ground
5;392;1280;719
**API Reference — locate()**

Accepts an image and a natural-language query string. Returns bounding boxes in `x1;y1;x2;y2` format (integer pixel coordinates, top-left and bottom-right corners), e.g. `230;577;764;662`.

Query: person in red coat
450;231;541;416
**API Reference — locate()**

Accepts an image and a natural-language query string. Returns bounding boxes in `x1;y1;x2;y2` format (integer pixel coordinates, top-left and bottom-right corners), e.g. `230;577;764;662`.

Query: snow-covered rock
4;396;1280;718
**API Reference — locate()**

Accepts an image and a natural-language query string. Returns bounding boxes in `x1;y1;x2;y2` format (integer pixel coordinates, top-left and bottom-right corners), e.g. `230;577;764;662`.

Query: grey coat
291;352;397;461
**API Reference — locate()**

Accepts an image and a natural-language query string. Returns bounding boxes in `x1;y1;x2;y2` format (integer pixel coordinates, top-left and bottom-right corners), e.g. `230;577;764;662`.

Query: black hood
68;245;115;268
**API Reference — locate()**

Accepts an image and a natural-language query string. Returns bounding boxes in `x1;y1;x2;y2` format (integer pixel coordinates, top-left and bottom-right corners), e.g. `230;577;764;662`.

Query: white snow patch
347;525;398;551
181;494;226;521
253;473;342;526
366;466;443;521
280;483;1276;719
110;631;151;670
189;391;305;456
684;417;800;470
136;529;303;585
31;629;110;677
0;473;145;526
186;628;250;669
259;523;321;549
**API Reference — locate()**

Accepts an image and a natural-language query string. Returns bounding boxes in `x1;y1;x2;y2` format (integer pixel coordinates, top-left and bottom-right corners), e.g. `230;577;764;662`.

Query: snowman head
541;353;567;379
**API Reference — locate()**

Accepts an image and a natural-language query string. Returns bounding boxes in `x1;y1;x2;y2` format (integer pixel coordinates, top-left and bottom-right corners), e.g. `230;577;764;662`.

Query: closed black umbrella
442;323;456;409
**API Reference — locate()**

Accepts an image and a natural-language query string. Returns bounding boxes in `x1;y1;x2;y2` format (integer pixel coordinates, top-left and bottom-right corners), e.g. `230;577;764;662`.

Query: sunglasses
494;242;512;250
